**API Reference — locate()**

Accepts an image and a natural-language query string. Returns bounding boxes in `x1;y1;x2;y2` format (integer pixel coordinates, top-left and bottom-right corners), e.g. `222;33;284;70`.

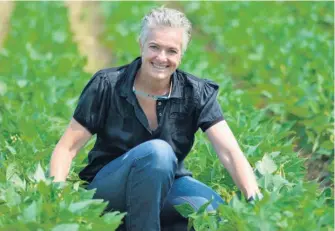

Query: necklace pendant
132;83;172;101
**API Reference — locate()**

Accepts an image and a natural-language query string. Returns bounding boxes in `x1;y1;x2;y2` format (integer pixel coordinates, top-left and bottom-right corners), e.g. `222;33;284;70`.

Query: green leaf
52;31;67;44
5;143;16;155
51;224;79;231
0;81;7;96
174;203;195;218
33;162;46;182
187;219;194;231
68;200;102;213
8;173;26;191
229;195;246;213
23;201;38;222
102;211;127;224
271;175;292;191
269;151;281;158
256;155;277;175
5;187;21;207
197;198;213;214
6;163;18;181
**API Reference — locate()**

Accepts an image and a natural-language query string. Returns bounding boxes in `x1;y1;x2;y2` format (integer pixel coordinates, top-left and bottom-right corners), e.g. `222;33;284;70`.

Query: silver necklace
132;82;172;100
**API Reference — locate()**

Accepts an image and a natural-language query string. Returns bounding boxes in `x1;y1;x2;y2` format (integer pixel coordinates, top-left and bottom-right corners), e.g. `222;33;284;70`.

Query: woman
49;7;262;231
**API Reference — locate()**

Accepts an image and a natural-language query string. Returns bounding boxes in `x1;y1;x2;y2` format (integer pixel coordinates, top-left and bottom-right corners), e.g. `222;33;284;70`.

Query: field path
65;1;112;74
0;1;15;49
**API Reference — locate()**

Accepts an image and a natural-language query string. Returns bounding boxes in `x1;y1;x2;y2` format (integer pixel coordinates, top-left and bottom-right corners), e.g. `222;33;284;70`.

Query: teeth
152;63;167;69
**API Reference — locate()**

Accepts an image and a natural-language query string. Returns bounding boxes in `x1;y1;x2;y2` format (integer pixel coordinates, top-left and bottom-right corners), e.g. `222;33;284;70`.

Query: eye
149;45;159;50
168;49;178;54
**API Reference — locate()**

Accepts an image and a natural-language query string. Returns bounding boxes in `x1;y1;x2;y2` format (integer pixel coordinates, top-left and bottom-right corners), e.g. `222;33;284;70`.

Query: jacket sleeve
73;70;111;134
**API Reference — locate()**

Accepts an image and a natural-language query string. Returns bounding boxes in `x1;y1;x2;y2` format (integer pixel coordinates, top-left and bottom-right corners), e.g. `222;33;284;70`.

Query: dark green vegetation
0;2;125;230
0;2;333;231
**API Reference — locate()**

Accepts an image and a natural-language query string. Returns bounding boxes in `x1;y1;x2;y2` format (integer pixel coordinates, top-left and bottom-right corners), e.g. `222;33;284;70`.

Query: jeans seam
125;152;154;231
177;196;199;211
126;164;134;231
160;160;177;211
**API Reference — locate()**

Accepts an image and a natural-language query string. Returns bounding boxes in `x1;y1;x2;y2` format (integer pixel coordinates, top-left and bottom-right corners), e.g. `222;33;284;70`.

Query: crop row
0;2;333;231
178;1;334;161
0;2;124;230
82;2;335;229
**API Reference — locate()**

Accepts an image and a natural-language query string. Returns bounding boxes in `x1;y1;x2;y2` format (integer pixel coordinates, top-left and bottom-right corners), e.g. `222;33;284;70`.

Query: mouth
151;62;169;71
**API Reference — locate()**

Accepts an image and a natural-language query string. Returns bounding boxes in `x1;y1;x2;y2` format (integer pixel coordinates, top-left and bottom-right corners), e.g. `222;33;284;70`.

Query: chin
149;71;171;80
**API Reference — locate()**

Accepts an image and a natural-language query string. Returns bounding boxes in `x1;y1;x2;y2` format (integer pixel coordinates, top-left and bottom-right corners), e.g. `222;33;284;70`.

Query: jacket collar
118;57;183;99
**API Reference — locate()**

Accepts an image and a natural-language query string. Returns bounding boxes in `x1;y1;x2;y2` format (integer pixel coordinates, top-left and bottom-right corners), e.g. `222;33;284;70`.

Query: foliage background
0;1;333;230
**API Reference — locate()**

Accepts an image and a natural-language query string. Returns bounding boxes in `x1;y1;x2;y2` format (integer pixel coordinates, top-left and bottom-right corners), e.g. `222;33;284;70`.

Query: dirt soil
305;154;333;188
0;1;14;49
65;1;112;74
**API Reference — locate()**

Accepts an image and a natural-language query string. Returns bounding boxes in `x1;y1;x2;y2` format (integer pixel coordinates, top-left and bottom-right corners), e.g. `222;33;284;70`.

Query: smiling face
139;26;184;82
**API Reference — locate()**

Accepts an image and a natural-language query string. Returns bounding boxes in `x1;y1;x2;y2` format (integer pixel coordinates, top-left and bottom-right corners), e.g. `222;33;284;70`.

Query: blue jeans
87;139;225;231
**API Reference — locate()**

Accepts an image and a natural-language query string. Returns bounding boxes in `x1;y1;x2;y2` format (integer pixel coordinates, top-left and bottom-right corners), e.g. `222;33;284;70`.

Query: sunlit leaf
256;155;277;175
5;187;21;207
68;200;102;213
51;224;79;231
33;162;46;182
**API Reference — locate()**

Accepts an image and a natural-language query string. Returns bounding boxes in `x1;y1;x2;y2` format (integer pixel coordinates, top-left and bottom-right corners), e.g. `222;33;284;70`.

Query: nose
157;50;167;62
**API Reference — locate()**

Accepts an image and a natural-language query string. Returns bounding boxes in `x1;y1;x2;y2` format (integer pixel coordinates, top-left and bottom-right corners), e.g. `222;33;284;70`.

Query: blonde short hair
139;6;192;54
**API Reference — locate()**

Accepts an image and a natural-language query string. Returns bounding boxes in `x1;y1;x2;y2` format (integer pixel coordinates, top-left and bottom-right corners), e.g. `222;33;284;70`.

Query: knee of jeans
179;197;215;212
145;139;177;172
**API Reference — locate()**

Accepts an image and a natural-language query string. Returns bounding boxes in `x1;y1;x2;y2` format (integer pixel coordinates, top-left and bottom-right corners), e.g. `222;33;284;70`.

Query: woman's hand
247;192;264;204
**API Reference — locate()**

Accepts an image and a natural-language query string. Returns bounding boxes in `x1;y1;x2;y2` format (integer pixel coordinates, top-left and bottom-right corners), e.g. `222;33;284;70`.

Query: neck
134;68;171;95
